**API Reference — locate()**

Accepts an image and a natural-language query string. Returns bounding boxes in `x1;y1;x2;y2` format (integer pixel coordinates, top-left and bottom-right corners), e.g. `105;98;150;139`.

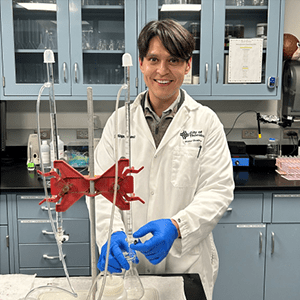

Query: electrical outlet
283;129;299;139
242;129;258;139
34;129;50;139
77;129;88;139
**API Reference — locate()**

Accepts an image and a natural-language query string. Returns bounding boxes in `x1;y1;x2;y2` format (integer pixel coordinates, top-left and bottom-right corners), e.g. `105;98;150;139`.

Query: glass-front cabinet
1;0;137;100
144;0;285;100
0;0;285;100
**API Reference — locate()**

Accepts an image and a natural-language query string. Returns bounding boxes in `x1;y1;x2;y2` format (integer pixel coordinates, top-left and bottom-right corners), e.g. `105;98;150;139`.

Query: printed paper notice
228;38;263;83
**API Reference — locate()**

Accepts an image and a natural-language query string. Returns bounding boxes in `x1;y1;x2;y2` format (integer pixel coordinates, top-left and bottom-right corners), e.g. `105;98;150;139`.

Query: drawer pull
42;230;54;235
226;207;233;212
41;206;55;211
271;232;275;254
259;232;263;254
43;254;66;260
42;230;65;235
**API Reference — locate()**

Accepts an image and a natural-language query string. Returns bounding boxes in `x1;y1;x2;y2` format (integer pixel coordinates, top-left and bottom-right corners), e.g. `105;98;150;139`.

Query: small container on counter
266;138;279;159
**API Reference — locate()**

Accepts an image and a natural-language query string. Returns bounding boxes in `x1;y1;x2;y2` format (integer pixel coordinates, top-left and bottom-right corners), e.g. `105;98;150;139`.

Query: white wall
5;0;300;146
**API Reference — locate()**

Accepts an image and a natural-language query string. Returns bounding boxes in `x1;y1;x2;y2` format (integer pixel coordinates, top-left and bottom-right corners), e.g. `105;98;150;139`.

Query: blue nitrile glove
130;219;178;265
97;231;139;273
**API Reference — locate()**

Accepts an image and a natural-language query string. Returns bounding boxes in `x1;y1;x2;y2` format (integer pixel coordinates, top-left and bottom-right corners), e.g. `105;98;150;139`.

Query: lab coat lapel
156;107;190;153
132;104;156;149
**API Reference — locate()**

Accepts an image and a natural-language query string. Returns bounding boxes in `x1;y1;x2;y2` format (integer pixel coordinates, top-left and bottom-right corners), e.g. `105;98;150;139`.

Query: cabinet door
212;0;283;99
265;224;300;300
1;0;72;96
143;0;213;97
69;0;138;99
0;226;9;274
213;224;266;300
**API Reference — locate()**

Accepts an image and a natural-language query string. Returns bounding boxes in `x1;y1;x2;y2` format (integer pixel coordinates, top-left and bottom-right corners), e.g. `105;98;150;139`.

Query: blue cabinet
1;0;285;100
213;192;265;300
264;193;300;300
213;191;300;300
1;0;138;100
0;194;9;274
144;0;285;100
1;192;91;276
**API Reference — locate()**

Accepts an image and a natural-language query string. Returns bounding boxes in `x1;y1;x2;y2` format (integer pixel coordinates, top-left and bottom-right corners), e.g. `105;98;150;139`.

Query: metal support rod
87;87;97;299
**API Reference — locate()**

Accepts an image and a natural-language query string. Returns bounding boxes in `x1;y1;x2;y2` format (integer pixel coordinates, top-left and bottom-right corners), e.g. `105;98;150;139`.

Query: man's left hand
130;219;178;265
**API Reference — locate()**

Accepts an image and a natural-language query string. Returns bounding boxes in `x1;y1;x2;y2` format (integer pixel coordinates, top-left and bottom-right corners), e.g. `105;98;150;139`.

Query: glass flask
123;250;144;300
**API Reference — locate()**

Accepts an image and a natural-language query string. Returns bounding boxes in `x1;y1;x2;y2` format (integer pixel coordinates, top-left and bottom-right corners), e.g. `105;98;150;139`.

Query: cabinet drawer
18;219;89;244
218;193;263;224
17;195;89;219
19;243;90;268
272;194;300;223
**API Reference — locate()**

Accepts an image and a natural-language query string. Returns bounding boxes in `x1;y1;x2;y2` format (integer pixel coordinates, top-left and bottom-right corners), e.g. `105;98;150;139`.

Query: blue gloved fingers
130;238;157;253
111;246;130;270
99;259;123;273
132;222;156;239
97;231;131;273
130;219;178;265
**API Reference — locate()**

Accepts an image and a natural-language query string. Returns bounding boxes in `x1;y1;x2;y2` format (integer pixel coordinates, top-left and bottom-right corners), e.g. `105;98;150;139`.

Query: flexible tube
24;83;77;299
86;84;128;300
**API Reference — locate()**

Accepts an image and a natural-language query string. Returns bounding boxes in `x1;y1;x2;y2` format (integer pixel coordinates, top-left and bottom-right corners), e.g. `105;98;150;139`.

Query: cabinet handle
42;230;54;235
41;206;55;211
74;63;78;83
43;254;66;260
63;62;67;83
216;63;220;83
42;230;64;235
271;232;275;255
205;63;209;83
259;232;263;254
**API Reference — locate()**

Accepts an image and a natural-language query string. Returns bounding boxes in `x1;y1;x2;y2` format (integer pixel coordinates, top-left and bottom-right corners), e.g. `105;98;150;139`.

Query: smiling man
89;19;234;300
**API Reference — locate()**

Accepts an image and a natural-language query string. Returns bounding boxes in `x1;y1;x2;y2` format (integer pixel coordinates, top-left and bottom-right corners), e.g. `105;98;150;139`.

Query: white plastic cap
122;53;133;67
43;49;55;63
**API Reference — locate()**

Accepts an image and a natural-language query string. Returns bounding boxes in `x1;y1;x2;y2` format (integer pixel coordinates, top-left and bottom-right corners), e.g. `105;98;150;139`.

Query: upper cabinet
0;0;285;100
1;0;138;100
143;0;285;100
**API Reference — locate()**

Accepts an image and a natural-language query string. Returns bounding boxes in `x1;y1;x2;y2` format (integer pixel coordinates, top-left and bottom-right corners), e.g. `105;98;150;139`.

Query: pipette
122;53;135;245
122;53;144;300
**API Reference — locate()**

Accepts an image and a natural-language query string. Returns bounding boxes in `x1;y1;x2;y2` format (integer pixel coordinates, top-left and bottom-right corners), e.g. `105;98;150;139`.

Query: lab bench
1;162;300;300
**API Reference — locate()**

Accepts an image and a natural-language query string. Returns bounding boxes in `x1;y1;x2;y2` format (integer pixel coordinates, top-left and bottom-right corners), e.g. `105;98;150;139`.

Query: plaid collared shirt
141;90;185;148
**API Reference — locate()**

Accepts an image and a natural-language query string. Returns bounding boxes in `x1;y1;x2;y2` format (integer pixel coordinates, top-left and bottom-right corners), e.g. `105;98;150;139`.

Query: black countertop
1;161;300;191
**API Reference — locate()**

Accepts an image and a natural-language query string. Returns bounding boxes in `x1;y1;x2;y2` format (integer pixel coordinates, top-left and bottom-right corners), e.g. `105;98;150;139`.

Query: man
87;19;234;300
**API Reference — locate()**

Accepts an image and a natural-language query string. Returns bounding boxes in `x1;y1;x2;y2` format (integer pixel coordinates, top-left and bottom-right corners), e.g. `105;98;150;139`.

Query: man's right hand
97;231;139;273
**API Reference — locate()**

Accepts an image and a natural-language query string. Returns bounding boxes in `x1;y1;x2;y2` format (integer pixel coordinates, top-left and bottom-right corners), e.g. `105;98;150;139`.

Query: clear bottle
50;135;64;167
267;138;279;159
41;140;50;168
100;276;127;300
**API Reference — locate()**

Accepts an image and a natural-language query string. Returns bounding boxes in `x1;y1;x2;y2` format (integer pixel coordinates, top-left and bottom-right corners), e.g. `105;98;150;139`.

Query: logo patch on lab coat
180;130;204;143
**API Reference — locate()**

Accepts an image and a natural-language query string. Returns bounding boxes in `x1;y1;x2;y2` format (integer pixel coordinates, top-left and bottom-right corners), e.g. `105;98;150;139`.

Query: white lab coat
86;90;234;300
